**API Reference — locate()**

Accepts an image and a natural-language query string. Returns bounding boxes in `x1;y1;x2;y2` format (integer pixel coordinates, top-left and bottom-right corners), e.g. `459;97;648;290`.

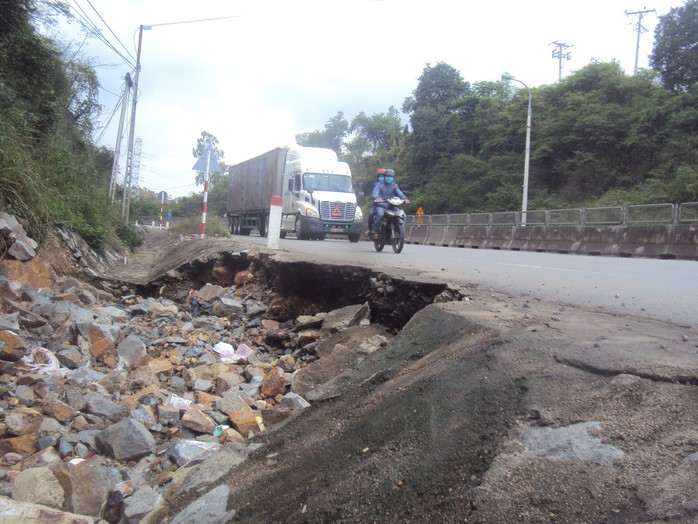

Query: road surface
236;235;698;328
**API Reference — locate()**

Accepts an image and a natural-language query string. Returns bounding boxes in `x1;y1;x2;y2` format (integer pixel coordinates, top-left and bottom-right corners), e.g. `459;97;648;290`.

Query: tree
348;107;403;156
402;63;471;175
192;131;227;187
650;0;698;92
295;111;349;153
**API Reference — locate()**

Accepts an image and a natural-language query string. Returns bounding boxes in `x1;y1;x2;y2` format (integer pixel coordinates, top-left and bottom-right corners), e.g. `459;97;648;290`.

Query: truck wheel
259;214;267;237
280;231;287;239
317;234;326;241
295;215;307;240
348;234;360;243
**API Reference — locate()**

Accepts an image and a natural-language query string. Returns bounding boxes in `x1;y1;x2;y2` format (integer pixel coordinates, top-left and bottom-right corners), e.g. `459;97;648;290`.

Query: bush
117;222;144;250
170;215;230;237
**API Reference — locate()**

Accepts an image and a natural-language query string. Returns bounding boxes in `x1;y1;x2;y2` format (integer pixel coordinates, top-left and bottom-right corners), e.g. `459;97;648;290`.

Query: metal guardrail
406;202;698;227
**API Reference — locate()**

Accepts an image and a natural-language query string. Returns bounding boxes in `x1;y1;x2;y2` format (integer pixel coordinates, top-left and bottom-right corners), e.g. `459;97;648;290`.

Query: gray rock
15;384;35;406
173;444;249;497
157;404;181;426
170;484;234;524
192;378;213;392
56;347;89;369
85;393;123;421
96;418;155;461
93;305;128;321
522;421;625;465
12;467;65;509
0;312;20;331
32;301;94;325
130;404;157;428
244;300;267;316
211;296;245;317
77;429;102;450
116;333;147;365
279;392;311;410
123;486;163;524
66;367;106;387
0;496;101;523
5;406;43;435
58;436;73;457
36;435;59;450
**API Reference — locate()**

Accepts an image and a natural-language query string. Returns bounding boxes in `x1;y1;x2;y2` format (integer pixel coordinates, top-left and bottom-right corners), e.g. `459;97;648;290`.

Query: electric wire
95;96;122;143
67;0;136;68
84;0;136;65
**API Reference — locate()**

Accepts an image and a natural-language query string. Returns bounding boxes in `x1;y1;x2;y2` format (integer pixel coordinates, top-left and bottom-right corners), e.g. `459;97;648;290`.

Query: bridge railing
407;202;698;227
400;202;698;259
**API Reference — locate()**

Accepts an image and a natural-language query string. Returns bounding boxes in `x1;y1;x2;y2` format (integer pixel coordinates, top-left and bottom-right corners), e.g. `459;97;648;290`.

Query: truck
226;145;363;242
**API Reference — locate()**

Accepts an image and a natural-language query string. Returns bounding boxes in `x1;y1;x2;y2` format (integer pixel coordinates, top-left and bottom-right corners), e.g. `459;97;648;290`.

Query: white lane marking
499;263;619;277
500;263;578;272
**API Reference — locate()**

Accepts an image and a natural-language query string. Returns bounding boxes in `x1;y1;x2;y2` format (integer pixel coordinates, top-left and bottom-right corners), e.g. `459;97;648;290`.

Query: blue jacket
372;181;406;206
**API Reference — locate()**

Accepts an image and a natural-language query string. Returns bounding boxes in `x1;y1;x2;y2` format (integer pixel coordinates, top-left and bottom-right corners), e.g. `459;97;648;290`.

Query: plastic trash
21;347;66;377
167;393;192;410
213;342;254;364
213;425;230;437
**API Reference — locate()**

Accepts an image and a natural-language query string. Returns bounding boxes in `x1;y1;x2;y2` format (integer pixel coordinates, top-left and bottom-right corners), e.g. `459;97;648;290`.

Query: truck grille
319;201;356;221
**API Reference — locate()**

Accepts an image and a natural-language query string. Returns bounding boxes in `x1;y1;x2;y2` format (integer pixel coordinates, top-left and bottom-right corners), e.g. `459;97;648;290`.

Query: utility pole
122;24;150;222
109;72;132;202
626;8;656;75
550;41;573;81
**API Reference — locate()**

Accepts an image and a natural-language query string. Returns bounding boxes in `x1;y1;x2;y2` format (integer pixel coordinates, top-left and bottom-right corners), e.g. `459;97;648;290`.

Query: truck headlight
355;207;363;220
305;208;319;218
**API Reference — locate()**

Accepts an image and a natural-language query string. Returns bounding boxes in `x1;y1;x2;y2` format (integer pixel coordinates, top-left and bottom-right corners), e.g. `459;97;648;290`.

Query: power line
67;0;136;68
84;0;136;65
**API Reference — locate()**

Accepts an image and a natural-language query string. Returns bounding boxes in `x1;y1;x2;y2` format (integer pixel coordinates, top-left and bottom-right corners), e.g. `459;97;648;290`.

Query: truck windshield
303;173;353;193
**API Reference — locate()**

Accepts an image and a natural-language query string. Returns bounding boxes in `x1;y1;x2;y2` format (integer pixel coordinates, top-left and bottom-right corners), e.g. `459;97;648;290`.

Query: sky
53;0;682;199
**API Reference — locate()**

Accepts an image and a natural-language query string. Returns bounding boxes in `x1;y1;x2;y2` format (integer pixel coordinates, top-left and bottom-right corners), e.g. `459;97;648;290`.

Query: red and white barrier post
267;195;282;249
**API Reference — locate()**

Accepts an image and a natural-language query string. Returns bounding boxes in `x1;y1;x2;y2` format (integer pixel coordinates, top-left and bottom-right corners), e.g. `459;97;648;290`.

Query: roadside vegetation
1;0;696;249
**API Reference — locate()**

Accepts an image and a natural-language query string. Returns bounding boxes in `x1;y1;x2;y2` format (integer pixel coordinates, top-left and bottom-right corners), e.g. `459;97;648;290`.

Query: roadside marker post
267;195;283;249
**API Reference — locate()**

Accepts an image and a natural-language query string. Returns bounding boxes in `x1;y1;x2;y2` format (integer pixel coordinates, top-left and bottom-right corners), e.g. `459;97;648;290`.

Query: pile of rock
0;214;391;522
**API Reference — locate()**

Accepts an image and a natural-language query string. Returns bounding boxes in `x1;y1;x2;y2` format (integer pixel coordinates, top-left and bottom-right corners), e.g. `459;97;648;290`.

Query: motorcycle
373;197;407;253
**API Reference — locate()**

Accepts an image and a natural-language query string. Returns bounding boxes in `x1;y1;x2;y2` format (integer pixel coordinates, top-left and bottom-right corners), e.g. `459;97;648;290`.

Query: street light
501;73;531;226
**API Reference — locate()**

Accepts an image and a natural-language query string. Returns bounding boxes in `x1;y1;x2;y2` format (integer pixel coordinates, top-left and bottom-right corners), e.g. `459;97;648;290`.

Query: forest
1;0;697;249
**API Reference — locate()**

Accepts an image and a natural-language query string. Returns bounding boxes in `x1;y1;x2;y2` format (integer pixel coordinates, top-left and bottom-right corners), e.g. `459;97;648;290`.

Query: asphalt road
237;235;698;329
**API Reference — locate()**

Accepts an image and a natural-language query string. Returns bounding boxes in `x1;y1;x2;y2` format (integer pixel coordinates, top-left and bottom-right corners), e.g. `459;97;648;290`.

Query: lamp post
501;73;531;226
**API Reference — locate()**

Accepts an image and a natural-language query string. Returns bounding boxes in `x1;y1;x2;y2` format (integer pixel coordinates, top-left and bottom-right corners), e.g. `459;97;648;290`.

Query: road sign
416;206;424;224
192;148;222;172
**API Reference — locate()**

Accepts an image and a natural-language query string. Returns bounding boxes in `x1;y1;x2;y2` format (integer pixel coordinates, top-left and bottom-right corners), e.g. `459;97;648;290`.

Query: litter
213;342;254;364
21;347;66;377
167;393;192;410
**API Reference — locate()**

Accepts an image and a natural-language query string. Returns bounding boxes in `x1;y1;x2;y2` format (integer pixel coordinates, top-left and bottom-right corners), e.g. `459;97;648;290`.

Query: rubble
0;215;397;522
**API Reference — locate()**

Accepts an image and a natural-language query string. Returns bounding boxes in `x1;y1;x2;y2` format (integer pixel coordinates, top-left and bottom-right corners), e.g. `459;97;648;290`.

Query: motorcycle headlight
355;207;363;220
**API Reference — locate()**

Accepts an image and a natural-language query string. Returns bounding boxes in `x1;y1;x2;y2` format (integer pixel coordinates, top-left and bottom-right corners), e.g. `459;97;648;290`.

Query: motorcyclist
371;168;409;239
366;168;386;236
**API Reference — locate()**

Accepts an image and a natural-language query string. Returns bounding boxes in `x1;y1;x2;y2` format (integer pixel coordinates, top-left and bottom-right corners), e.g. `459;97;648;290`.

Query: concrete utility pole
122;24;150;223
550;41;573;81
109;73;132;202
626;8;656;75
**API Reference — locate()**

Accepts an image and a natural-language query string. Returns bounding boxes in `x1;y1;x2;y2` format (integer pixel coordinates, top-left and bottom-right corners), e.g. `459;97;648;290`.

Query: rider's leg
373;207;385;235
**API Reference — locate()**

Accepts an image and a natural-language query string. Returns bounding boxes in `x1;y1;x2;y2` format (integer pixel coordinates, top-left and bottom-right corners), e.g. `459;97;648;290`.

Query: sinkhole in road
144;249;465;331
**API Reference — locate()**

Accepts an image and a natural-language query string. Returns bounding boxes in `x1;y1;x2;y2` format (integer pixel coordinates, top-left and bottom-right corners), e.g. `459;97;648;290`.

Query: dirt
38;228;698;523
